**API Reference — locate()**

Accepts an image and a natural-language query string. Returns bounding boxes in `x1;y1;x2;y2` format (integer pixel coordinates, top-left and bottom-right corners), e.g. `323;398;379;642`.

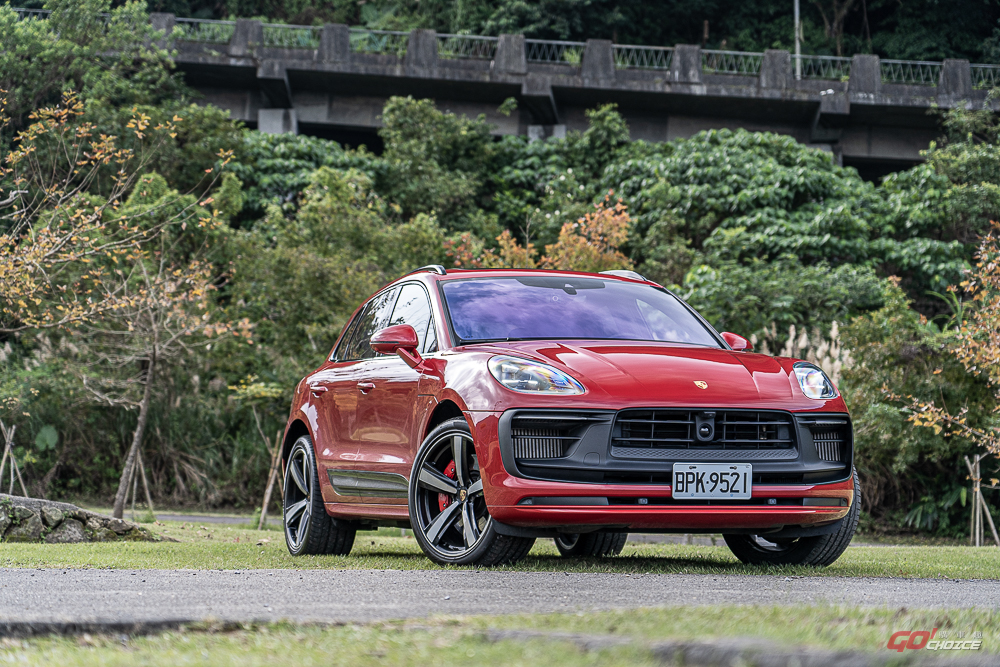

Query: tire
722;467;861;567
283;435;357;556
408;417;535;566
554;532;628;557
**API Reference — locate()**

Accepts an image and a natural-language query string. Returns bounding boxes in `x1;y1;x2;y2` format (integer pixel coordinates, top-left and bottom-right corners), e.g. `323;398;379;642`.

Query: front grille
612;409;795;451
511;414;595;460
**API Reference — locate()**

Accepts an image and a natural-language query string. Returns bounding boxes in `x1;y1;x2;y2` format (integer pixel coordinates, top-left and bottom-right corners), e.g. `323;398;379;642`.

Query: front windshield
440;276;720;347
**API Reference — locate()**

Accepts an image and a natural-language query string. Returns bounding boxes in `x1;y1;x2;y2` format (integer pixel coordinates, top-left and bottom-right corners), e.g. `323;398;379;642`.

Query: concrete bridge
17;8;1000;178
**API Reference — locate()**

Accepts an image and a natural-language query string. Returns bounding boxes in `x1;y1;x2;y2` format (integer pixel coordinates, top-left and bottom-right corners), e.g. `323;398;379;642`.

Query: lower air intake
512;427;564;459
812;429;843;463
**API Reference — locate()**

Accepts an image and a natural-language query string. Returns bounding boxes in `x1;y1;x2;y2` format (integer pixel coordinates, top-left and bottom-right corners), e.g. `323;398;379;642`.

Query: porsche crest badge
694;381;709;389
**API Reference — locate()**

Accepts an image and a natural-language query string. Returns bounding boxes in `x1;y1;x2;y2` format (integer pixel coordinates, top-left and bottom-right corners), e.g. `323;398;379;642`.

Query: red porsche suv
281;267;859;567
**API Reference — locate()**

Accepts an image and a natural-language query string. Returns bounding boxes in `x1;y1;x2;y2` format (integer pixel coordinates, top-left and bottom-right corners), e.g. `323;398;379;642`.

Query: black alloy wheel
409;417;535;566
554;532;628;557
722;467;861;567
283;435;356;556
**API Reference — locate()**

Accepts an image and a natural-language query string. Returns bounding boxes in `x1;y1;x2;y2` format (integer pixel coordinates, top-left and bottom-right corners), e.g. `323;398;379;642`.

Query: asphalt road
2;569;998;628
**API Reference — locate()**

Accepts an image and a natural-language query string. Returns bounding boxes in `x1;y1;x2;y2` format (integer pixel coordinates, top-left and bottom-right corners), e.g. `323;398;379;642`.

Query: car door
316;287;400;503
353;282;436;500
306;314;361;482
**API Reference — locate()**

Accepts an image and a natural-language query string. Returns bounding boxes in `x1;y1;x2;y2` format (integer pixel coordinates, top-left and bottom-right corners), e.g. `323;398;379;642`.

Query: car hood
476;340;801;407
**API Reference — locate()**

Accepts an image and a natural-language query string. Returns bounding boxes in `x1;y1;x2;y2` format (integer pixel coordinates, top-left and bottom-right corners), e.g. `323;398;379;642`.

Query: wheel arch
282;419;311;473
423;399;466;440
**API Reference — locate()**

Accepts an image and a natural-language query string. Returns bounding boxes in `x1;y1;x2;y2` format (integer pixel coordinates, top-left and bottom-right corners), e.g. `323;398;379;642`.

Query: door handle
357;382;375;394
309;385;329;397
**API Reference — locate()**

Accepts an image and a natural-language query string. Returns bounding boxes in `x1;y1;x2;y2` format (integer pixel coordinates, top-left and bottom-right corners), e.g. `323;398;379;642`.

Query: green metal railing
437;34;498;60
614;44;673;71
702;49;763;76
12;7;1000;88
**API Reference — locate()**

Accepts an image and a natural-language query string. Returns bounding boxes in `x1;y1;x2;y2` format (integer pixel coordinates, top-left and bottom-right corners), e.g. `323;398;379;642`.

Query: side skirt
327;469;408;498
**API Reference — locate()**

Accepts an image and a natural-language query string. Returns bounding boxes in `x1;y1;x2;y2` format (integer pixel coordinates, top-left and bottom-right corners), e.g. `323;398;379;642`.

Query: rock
107;518;131;534
40;506;64;527
0;494;159;543
5;507;43;541
44;519;87;543
91;527;118;542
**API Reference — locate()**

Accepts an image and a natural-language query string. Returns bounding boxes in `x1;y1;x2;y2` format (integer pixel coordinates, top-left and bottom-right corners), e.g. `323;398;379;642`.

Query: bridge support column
521;74;559;125
150;13;174;37
149;12;175;50
230;19;262;58
258;109;298;135
495;35;527;75
405;30;439;73
759;50;792;91
848;54;881;101
939;59;972;102
258;61;292;108
582;39;615;85
671;45;702;84
320;24;351;64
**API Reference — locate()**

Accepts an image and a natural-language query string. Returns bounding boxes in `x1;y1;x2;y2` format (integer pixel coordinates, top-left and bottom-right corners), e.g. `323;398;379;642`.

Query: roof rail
408;264;447;276
600;269;647;281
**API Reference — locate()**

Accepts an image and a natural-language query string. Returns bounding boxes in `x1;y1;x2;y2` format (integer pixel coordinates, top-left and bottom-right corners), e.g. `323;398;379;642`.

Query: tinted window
340;287;400;360
440;277;719;346
388;283;434;353
331;314;360;361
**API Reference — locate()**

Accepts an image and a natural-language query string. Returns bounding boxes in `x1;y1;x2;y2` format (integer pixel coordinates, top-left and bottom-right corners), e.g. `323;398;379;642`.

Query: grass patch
1;605;997;666
1;521;999;578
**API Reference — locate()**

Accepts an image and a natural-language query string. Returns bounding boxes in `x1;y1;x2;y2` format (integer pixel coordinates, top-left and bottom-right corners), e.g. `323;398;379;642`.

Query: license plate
672;463;752;499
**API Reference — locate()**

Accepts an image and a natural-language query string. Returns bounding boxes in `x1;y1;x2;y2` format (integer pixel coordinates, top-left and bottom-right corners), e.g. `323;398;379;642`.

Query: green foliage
0;0;181;129
3;1;999;534
34;425;58;452
377;96;499;237
841;281;999;535
680;256;885;339
226;132;380;224
226;167;450;372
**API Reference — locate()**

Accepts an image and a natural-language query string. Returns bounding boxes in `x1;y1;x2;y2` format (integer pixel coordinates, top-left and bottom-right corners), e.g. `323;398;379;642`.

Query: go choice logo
887;629;983;652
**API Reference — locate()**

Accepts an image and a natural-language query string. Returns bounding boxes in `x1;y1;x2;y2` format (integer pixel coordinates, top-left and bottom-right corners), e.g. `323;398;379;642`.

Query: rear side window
387;283;435;353
331;314;360;361
340;287;400;360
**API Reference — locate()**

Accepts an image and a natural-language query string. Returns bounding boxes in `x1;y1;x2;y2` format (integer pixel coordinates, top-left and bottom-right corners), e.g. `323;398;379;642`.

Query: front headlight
487;355;585;395
793;362;837;399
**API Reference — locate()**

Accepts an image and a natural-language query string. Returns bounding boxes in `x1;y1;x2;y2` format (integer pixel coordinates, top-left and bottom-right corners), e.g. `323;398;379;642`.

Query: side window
330;313;360;361
424;320;438;354
340;287;400;361
388;283;435;353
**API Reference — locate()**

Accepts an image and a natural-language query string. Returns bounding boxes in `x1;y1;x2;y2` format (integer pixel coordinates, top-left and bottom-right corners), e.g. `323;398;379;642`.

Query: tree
451;193;633;273
73;172;252;519
812;0;859;56
0;90;246;513
0;94;188;332
0;0;181;131
893;225;1000;458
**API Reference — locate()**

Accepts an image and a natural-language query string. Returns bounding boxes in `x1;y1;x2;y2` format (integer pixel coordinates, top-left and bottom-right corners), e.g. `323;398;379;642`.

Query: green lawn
2;520;999;579
2;605;998;666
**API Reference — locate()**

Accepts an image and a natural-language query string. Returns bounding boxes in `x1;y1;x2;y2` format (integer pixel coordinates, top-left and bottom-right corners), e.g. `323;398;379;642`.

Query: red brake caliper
438;460;457;512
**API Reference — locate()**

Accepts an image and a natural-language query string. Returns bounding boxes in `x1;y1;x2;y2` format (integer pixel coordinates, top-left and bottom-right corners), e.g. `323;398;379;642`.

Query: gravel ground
2;568;998;628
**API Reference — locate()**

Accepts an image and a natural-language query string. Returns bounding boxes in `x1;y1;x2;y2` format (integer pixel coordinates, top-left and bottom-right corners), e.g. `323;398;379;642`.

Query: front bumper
470;409;854;533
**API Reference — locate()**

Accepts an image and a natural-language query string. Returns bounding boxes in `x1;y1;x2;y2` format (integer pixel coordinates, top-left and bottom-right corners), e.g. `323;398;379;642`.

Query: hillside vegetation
1;0;999;536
